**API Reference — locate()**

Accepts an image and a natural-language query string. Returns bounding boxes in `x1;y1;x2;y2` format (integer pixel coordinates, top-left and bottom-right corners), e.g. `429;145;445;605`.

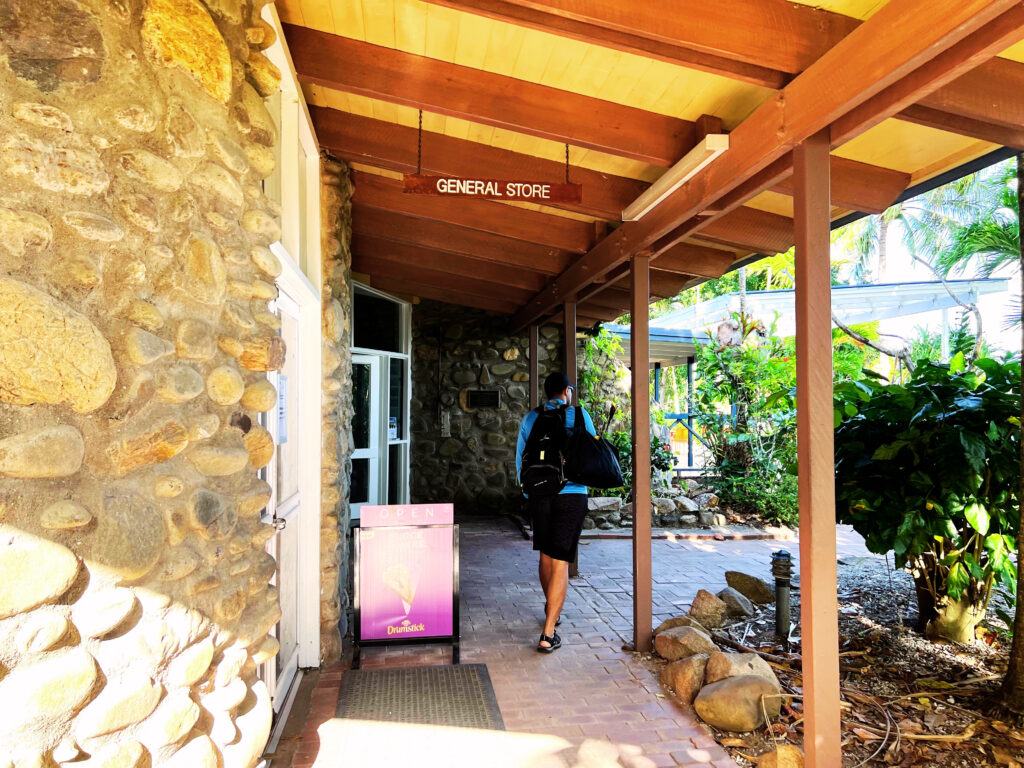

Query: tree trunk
738;266;748;316
1001;151;1024;712
926;596;986;644
877;216;889;281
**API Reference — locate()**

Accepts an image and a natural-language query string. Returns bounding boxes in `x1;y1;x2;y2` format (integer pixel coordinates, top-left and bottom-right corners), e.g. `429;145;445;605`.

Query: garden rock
712;512;728;526
694;492;719;510
676;496;699;513
679;515;698;526
693;676;781;732
698;510;715;527
588;497;622;514
758;745;803;768
717;587;755;617
597;521;615;530
652;498;675;515
660;514;679;526
653;626;718;660
661;653;708;705
687;589;728;628
704;652;780;691
726;571;775;604
654;616;707;635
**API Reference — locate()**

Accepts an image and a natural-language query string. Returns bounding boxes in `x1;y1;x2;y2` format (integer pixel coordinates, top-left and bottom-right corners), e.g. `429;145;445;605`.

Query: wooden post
529;324;540;409
794;130;842;767
631;253;652;653
563;300;579;579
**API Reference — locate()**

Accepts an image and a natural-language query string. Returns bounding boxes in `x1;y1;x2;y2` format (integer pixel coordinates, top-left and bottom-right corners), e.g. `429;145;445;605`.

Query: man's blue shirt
516;397;598;496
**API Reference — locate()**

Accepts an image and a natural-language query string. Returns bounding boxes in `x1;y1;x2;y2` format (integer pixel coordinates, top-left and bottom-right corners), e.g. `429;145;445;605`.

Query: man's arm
582;407;598;437
515;410;536;484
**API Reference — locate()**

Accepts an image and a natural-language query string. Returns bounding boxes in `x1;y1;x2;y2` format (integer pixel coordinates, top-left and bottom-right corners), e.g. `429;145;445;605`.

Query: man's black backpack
520;405;569;496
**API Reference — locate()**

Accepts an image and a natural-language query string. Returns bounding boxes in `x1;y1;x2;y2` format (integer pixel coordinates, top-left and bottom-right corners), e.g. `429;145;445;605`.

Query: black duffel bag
563;405;624;489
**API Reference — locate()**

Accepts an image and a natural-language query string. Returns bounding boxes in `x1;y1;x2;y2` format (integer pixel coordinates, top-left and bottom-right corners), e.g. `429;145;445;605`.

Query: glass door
351;354;382;518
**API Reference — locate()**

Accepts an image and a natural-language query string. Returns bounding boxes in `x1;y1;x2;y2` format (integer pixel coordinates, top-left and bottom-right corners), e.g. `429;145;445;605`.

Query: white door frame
271;243;322;671
350;353;383;517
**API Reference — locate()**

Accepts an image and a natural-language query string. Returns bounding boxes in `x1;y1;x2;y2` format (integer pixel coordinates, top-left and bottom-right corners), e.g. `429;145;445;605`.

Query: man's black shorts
530;493;588;562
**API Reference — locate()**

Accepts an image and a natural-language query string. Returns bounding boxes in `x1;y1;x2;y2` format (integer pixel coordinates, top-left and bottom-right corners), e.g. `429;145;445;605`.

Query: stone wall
318;158;353;664
410;301;563;515
0;1;284;766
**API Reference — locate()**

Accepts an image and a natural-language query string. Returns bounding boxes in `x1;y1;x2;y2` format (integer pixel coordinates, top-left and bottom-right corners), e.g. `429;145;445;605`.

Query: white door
351;354;382;518
264;289;302;708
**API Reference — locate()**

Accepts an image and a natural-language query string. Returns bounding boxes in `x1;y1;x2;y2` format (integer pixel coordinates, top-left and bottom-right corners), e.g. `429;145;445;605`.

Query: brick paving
275;518;873;768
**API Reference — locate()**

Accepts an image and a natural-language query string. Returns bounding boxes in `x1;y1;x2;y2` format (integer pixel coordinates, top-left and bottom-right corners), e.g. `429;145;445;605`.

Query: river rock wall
409;301;564;515
319;158;354;664
0;0;284;765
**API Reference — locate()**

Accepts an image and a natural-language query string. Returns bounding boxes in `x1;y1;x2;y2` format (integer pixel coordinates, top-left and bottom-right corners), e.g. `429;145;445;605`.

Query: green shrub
834;353;1020;642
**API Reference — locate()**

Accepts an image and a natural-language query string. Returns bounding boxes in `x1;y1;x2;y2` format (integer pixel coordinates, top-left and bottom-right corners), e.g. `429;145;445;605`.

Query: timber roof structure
275;0;1024;330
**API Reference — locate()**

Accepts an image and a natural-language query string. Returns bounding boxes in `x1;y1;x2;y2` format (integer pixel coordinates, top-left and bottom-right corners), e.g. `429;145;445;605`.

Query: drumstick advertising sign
355;504;457;646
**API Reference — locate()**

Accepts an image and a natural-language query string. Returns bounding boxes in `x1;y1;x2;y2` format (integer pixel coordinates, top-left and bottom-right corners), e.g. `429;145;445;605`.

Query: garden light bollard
771;549;793;642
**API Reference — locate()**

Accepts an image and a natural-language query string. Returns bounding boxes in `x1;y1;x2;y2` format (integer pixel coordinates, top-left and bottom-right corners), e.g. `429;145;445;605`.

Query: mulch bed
648;553;1024;767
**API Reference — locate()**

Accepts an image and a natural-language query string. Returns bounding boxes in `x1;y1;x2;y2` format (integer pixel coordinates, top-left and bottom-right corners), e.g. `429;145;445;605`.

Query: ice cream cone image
383;564;416;614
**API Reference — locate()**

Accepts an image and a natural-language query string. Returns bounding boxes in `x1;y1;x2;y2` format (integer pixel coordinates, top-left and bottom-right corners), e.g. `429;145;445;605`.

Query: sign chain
564;143;569;184
417;109;423;175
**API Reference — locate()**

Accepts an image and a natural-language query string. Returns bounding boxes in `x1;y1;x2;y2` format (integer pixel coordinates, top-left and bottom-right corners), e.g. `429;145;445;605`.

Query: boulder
697;510;715;527
694;492;719;510
661;654;708;705
652;498;675;515
718;586;755;617
688;589;728;629
653;626;717;661
679;515;698;526
653;615;707;635
588;497;622;514
660;514;679;527
758;745;804;768
704;652;780;691
693;676;781;732
726;571;776;604
676;496;699;513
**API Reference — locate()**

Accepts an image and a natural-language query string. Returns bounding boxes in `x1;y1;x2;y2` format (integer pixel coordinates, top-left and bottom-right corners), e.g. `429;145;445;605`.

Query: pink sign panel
358;525;454;641
360;503;454;528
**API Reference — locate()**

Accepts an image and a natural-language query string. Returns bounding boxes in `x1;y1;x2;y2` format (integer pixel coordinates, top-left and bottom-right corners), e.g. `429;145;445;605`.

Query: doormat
335;664;504;731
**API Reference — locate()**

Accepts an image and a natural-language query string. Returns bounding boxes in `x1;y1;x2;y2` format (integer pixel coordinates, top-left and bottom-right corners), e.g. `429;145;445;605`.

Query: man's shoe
537;632;562;653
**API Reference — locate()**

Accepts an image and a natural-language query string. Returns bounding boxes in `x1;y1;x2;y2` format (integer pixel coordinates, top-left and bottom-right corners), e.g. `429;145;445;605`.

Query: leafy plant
601;430;675;498
834;353;1021;642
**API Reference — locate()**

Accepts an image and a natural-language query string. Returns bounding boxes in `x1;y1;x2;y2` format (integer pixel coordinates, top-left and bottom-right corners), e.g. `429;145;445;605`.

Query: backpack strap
572;405;584;436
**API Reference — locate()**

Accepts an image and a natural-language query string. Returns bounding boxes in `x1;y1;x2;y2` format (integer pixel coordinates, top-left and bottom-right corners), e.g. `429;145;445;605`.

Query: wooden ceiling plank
284;23;695;166
419;0;788;88
649;268;690;299
351;170;594;252
896;105;1024;150
312;106;646;220
351;203;574;274
352;232;550;292
351;253;537;303
511;0;1020;331
371;276;520;314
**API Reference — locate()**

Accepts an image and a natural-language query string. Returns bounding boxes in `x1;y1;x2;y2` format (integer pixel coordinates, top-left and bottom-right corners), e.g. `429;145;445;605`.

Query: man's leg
540;553;567;642
539;553;550;598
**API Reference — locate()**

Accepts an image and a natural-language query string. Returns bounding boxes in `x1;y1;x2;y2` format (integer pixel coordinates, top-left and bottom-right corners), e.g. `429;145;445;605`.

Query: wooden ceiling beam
653;243;736;278
776;156;910;214
418;0;854;86
426;0;1024;153
351;233;550;293
370;276;520;315
896;104;1024;150
351;203;574;275
511;0;1020;331
312;106;645;220
283;23;694;166
351;252;537;304
693;207;794;255
351;171;594;253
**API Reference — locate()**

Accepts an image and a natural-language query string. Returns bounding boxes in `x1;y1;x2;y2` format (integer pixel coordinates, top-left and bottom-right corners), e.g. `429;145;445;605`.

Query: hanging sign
403;173;582;203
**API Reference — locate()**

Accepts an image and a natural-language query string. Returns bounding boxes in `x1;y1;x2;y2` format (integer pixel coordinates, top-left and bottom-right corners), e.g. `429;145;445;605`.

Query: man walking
516;372;597;652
